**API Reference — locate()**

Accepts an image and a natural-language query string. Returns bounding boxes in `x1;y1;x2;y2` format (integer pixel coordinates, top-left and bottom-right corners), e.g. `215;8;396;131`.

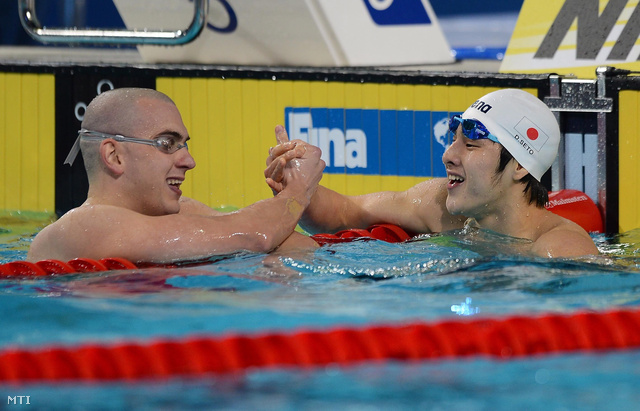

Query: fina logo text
287;110;367;169
536;0;640;61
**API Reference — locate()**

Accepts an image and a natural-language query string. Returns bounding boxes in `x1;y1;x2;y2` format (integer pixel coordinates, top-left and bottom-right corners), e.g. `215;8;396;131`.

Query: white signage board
112;0;454;66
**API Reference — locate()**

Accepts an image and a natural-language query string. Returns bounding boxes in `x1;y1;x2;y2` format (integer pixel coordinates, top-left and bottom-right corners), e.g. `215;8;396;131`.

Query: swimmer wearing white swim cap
266;89;599;258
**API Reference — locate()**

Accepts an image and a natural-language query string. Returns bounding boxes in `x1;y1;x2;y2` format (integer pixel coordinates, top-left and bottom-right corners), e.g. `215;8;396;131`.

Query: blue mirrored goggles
448;115;500;144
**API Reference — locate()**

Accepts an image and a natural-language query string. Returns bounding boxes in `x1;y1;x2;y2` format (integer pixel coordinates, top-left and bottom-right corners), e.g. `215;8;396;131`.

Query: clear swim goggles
64;129;188;166
448;115;500;144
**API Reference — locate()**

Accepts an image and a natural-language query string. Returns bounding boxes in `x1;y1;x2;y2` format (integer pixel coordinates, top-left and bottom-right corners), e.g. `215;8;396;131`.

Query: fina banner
285;107;450;177
500;0;640;78
112;0;453;66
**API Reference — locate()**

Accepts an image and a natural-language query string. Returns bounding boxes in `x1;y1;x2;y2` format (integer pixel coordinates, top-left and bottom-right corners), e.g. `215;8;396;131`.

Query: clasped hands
265;125;325;200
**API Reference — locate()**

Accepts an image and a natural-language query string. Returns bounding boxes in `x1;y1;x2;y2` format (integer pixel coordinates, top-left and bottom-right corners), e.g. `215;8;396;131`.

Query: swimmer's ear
512;161;529;181
100;139;124;175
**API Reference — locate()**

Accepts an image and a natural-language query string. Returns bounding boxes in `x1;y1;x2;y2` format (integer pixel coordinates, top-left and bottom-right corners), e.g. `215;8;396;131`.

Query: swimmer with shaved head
28;88;324;263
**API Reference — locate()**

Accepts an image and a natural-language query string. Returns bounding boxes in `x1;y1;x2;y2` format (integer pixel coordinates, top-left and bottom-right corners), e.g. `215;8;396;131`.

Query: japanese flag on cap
461;89;560;181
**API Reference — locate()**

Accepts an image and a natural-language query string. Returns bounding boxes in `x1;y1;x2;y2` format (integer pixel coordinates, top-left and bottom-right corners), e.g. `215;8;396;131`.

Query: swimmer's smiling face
121;98;195;216
442;124;509;219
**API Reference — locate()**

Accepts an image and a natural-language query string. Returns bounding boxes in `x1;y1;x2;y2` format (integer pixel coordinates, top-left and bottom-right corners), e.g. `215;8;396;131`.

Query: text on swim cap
513;134;535;156
470;100;492;113
514;117;549;152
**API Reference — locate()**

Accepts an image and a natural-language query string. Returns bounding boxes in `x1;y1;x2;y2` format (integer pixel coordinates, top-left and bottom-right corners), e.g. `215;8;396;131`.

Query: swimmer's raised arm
293;179;465;235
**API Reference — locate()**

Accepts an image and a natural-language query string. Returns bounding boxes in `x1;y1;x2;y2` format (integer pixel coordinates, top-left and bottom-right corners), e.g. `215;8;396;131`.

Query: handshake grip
279;144;325;203
265;126;325;197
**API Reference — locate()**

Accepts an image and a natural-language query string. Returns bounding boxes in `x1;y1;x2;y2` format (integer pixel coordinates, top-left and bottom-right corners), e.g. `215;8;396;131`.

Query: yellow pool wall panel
619;90;640;233
0;73;55;214
158;77;522;210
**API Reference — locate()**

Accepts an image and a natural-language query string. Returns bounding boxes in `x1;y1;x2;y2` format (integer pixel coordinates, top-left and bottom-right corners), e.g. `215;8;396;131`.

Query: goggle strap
63;135;82;166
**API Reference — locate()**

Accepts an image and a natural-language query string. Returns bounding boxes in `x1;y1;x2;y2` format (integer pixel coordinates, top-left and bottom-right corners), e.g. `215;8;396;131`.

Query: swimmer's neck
466;203;548;242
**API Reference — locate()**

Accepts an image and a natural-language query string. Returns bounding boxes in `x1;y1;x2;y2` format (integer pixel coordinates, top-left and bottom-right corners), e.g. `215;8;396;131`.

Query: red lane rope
1;308;639;383
0;258;138;278
311;223;411;245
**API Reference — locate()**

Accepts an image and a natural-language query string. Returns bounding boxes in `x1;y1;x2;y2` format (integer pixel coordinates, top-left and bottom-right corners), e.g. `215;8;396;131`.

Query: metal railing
18;0;208;45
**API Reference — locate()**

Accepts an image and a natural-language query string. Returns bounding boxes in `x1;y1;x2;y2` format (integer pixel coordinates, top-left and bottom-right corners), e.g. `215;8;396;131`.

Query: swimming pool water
1;214;639;409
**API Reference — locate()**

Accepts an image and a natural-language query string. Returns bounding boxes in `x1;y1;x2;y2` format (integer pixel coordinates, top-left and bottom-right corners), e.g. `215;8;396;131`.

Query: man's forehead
133;99;186;133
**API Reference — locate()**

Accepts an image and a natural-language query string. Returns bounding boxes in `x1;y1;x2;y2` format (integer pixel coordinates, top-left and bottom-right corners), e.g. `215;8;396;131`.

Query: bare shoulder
405;178;466;232
532;213;599;258
27;205;137;262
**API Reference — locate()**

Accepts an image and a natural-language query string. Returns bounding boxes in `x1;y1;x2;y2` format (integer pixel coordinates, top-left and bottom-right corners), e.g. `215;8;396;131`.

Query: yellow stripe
219;79;244;207
188;78;210;203
0;73;55;213
397;84;414;110
37;75;55;212
205;79;230;207
413;85;431;111
240;80;263;205
430;85;450;112
619;90;640;232
5;74;22;211
21;74;39;209
379;83;397;110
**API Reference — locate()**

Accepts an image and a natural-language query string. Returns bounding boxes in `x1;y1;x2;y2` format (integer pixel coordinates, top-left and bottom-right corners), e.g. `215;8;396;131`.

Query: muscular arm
28;190;310;263
297;178;465;235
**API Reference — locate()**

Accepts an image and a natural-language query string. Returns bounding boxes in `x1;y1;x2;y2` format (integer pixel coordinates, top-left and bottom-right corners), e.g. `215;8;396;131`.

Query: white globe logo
367;0;394;11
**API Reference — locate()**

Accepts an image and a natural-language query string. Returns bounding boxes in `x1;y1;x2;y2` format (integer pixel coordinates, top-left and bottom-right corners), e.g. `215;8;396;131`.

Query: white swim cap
461;89;560;181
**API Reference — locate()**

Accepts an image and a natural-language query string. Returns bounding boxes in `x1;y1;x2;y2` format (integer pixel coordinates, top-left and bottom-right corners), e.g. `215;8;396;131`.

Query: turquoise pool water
1;213;639;409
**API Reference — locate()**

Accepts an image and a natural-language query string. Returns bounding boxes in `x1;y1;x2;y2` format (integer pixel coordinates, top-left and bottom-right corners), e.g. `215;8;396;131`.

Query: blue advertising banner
285;107;452;178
